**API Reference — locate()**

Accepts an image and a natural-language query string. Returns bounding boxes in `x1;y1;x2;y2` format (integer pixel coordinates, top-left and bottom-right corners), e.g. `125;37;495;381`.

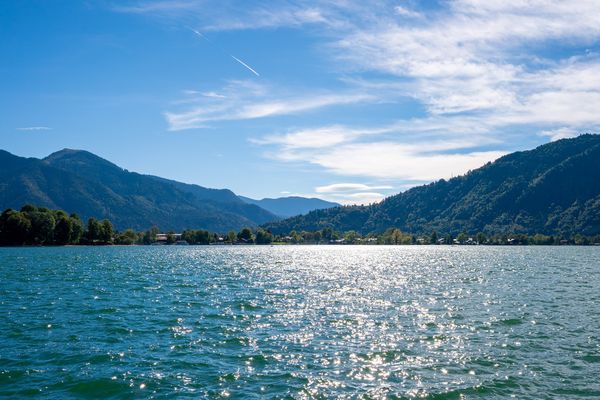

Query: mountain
0;149;278;231
263;134;600;237
239;195;340;217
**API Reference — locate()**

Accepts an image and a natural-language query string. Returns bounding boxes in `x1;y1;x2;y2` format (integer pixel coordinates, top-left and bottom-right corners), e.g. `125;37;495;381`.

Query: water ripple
0;246;599;398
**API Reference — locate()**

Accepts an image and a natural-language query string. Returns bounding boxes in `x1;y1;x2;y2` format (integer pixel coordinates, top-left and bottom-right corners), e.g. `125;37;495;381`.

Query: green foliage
20;204;37;213
182;229;212;245
27;211;55;244
86;218;101;242
255;229;273;244
70;215;84;244
2;203;599;247
344;231;359;244
54;215;73;245
1;210;31;245
264;135;600;237
166;232;176;245
0;206;86;246
430;231;438;244
115;229;138;245
227;231;236;243
0;148;278;232
99;220;114;244
238;227;254;243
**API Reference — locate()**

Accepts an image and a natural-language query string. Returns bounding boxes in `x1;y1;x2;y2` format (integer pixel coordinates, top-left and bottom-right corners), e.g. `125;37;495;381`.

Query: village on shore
2;205;599;247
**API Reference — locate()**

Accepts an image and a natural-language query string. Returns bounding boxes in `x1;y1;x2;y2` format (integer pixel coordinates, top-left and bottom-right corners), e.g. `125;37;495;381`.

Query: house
155;233;182;242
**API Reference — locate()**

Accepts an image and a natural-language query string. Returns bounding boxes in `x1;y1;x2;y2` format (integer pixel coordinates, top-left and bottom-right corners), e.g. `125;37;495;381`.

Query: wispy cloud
112;0;199;14
254;119;506;188
314;182;393;203
165;80;373;130
17;126;52;131
113;1;330;31
393;5;421;19
272;185;391;205
331;1;600;131
539;127;579;142
252;125;391;149
117;0;600;189
315;183;393;193
271;137;505;181
303;143;506;181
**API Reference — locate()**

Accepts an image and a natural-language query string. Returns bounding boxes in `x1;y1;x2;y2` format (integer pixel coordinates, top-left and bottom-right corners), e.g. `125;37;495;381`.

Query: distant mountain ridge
0;148;278;231
263;134;600;237
239;195;340;217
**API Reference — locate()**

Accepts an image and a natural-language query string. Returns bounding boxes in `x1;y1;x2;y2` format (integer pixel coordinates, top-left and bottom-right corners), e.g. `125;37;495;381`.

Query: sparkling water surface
1;246;599;399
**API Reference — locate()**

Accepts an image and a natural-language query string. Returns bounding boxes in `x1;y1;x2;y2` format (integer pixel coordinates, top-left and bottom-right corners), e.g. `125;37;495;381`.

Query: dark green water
1;246;599;399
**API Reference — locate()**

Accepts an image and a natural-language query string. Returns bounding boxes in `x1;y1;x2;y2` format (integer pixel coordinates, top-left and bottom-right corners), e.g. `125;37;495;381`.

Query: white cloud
331;191;386;205
119;1;600;184
165;81;373;130
253;125;391;149
393;6;421;18
17;126;52;131
113;1;330;31
112;1;200;14
201;91;226;98
256;120;505;184
331;1;600;130
539;127;579;141
315;183;393;193
280;186;389;205
290;142;505;181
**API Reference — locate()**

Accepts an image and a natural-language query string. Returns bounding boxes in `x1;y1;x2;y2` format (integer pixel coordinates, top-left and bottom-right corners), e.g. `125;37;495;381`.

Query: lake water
1;246;599;399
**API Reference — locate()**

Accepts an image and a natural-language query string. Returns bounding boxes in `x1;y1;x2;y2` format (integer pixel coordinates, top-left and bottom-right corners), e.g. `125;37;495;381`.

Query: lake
1;246;599;399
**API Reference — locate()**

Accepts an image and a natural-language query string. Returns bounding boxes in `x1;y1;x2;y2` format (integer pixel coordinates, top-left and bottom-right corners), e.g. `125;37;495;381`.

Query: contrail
188;27;260;77
189;28;209;42
230;55;260;77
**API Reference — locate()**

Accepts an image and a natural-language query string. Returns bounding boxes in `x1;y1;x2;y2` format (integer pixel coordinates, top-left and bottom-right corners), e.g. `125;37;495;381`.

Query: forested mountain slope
264;134;600;237
0;149;278;231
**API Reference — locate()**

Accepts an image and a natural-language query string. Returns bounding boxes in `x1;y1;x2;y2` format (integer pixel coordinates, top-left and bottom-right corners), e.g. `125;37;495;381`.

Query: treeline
271;228;600;246
2;205;599;247
0;205;277;246
0;205;117;246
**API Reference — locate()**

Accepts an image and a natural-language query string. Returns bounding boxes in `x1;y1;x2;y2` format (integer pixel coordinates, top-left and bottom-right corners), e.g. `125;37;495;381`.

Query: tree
476;232;487;245
255;229;273;244
313;230;322;243
116;229;138;245
69;215;84;244
238;227;253;243
321;227;333;241
142;226;159;244
574;234;589;245
99;220;114;244
165;232;176;244
444;233;454;245
54;215;73;245
290;230;302;244
227;230;237;244
87;218;101;243
344;230;359;244
430;231;438;244
20;204;37;213
3;211;31;245
28;211;56;244
391;229;402;245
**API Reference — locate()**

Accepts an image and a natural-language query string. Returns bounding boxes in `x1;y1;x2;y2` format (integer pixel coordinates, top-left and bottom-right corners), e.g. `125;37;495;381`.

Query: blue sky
1;1;599;203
